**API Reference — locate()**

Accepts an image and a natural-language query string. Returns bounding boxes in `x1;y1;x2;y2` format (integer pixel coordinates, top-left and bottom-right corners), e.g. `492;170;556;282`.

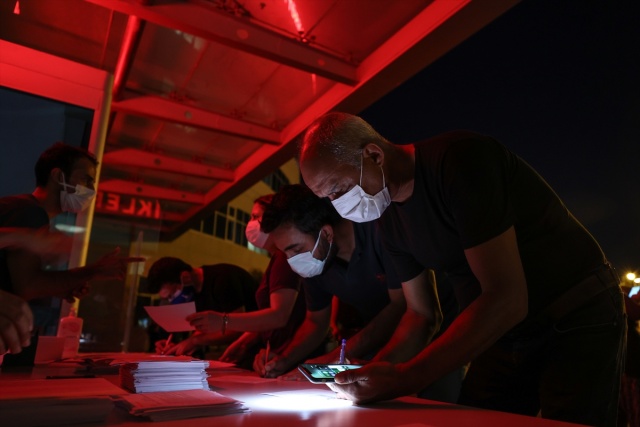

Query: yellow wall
141;158;300;277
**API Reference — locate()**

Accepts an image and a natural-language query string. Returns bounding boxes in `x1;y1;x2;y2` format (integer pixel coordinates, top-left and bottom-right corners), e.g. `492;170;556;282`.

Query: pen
264;340;270;368
162;333;173;355
339;338;346;364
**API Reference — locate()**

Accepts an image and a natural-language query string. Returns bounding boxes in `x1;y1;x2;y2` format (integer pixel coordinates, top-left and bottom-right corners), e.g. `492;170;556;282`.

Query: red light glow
284;0;304;34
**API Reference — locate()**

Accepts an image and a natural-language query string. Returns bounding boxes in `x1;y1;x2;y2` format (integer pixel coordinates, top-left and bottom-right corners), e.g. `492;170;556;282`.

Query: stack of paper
0;378;126;427
120;360;210;393
115;389;248;421
60;352;198;375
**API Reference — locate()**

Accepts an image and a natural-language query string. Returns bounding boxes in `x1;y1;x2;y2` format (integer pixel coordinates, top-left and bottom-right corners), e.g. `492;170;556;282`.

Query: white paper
35;336;65;364
209;375;279;384
144;302;196;332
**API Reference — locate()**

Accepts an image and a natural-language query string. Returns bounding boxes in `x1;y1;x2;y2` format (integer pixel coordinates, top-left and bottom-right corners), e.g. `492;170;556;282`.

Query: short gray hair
299;112;387;167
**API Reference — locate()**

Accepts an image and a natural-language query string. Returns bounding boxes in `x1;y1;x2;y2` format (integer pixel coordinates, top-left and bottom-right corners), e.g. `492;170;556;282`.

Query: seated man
254;185;458;402
0;142;143;332
146;257;258;357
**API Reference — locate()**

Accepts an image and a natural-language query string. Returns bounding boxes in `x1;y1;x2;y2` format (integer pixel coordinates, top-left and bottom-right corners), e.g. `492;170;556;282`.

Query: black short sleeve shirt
304;221;401;324
380;131;605;317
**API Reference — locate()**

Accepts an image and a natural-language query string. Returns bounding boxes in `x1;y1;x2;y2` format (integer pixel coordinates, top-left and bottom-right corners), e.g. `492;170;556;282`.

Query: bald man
297;112;625;427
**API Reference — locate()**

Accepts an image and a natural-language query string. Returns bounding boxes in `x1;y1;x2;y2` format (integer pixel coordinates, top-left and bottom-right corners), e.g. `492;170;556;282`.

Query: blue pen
339;338;346;364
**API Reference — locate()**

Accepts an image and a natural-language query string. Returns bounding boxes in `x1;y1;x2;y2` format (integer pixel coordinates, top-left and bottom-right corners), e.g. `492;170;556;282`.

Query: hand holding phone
298;363;362;383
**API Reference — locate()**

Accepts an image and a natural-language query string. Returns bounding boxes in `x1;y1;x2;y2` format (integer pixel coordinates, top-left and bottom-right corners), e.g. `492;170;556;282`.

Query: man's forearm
373;309;440;363
400;292;525;395
340;302;405;361
280;319;329;369
195;330;243;347
9;254;94;301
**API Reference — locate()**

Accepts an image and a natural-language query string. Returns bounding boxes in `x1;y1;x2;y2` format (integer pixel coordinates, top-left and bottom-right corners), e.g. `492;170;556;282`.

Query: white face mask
287;230;331;278
59;173;96;213
331;155;391;223
245;219;269;248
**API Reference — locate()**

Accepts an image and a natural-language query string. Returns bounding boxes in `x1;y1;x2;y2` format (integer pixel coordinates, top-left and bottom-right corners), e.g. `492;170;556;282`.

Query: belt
534;263;620;326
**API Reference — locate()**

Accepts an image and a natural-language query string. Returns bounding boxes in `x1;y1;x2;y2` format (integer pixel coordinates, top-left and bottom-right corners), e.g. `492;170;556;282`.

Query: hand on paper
253;347;281;377
161;336;200;356
256;350;292;378
186;311;222;333
327;361;410;404
154;339;171;355
220;340;248;364
0;290;33;355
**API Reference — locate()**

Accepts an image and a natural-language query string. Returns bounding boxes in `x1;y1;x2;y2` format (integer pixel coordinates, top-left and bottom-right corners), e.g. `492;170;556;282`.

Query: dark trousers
459;284;626;427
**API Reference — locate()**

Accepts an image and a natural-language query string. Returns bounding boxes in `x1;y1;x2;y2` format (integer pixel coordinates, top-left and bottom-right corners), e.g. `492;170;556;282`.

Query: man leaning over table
297;112;625;427
247;184;463;404
146;257;258;358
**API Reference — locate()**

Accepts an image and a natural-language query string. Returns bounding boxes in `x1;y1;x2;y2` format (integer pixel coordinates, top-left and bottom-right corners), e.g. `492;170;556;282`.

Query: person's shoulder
0;194;48;226
207;263;248;273
0;193;38;206
415;130;505;163
209;263;255;281
415;130;494;148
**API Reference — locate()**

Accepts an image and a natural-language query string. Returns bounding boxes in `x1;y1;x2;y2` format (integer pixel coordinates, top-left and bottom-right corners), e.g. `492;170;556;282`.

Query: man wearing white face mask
146;256;258;359
187;194;320;370
253;185;422;380
298;112;625;427
0;142;144;333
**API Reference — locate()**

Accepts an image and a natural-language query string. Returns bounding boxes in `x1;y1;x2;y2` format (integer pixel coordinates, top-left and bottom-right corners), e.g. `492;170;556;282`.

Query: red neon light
284;0;304;34
95;191;162;219
13;1;20;14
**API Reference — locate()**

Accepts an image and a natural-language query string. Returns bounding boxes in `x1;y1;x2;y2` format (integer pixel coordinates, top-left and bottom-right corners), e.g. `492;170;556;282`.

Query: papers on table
209;374;279;384
0;378;126;427
65;352;199;374
120;359;211;393
144;302;196;332
115;389;248;421
34;336;65;364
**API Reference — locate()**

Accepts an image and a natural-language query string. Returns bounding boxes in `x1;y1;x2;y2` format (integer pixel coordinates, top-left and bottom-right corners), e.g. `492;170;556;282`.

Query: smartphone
298;363;362;383
629;286;640;297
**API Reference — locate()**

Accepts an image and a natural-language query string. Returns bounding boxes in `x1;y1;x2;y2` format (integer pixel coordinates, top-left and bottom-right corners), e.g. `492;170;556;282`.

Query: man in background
146;257;258;357
0;142;143;333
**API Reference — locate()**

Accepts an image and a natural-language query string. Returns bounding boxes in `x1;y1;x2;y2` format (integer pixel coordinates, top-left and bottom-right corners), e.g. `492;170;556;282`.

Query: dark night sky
361;0;640;276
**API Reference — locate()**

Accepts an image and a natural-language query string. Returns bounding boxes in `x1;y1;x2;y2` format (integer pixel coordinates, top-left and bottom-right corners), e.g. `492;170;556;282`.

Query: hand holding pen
160;333;173;355
339;339;346;364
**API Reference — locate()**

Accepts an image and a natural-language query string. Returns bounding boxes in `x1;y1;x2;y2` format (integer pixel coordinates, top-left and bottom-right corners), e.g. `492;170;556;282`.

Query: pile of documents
115;389;248;421
120;359;211;393
0;378;126;427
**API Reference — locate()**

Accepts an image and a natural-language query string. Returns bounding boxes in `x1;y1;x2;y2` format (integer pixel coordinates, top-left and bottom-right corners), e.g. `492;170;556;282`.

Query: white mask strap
311;229;322;258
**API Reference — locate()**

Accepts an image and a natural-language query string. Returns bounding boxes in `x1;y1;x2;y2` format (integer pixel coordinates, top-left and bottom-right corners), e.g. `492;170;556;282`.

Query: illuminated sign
95;191;161;219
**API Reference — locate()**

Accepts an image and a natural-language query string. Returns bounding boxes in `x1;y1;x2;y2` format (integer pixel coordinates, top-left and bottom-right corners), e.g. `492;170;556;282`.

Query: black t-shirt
254;250;306;355
380;131;605;319
195;264;258;313
0;194;49;294
304;221;401;324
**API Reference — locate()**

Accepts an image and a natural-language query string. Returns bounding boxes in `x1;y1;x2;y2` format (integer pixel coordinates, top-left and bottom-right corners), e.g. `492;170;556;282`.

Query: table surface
0;355;586;427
